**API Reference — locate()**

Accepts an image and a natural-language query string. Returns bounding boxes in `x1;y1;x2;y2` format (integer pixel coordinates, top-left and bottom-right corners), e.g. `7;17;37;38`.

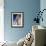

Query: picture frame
11;12;24;28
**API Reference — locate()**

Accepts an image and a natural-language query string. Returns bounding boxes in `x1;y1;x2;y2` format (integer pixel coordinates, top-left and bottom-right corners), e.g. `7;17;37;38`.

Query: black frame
11;12;24;28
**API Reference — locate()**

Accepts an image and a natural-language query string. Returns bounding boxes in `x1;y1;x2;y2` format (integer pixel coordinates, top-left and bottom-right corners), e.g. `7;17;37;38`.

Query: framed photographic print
11;12;24;28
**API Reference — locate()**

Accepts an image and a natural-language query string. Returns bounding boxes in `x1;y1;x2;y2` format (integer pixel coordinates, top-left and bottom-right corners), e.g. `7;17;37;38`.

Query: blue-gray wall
40;0;46;27
4;0;40;42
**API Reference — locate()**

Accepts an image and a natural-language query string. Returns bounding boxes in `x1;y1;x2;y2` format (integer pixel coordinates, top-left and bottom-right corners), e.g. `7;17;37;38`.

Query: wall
40;0;46;27
4;0;40;42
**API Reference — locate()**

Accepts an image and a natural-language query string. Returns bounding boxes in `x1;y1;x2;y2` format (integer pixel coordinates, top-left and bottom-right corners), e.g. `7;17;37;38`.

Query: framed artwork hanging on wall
11;12;24;28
